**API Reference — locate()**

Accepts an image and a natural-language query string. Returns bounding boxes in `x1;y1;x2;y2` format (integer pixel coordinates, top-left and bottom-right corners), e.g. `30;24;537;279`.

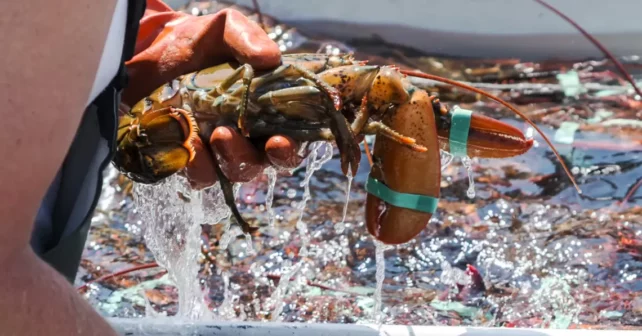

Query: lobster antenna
251;0;267;31
533;0;642;99
400;69;582;195
363;139;374;166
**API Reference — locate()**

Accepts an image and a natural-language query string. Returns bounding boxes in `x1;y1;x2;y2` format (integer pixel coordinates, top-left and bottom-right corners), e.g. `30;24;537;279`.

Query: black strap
100;0;147;144
42;0;146;281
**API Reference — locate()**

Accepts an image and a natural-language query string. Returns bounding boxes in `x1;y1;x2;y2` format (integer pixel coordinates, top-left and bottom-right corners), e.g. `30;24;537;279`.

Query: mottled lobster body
114;53;550;244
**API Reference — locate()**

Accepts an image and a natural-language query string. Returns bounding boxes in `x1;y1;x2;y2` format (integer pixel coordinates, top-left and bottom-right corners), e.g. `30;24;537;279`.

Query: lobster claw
365;90;441;245
113;107;198;184
436;108;534;159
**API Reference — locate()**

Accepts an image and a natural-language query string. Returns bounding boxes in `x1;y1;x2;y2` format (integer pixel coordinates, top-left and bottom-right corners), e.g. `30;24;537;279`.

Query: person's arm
0;1;121;334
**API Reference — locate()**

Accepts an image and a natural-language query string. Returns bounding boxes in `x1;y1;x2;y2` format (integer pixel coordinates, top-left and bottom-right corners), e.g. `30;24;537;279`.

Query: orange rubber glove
122;0;305;189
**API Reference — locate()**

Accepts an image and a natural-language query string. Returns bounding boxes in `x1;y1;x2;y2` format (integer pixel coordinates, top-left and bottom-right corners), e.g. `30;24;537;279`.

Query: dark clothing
31;0;146;283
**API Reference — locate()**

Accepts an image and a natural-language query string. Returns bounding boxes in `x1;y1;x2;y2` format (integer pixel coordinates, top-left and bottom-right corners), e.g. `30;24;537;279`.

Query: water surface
77;1;642;329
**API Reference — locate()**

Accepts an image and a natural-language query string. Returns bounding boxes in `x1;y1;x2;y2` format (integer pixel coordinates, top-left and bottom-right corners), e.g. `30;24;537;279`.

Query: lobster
113;53;581;244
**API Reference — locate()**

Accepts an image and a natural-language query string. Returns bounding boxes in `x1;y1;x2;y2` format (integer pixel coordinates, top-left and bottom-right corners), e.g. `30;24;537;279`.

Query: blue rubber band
365;177;439;214
449;108;472;157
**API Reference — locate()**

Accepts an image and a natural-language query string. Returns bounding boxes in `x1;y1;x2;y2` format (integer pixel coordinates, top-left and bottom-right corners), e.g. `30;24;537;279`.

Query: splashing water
270;260;303;321
461;156;476;198
216;271;237;320
301;142;335;191
264;167;278;227
373;240;387;324
440;261;472;298
335;168;353;234
218;184;245;252
269;142;334;321
440;150;454;171
133;175;231;319
244;233;256;256
219;222;243;251
297;141;334;256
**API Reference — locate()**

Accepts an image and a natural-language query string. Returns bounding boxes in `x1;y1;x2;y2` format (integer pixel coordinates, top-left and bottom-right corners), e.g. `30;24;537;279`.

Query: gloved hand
122;0;306;189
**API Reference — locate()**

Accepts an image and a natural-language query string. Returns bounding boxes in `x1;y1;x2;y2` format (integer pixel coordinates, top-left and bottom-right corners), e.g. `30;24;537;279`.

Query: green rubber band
449;108;472;157
365;177;439;214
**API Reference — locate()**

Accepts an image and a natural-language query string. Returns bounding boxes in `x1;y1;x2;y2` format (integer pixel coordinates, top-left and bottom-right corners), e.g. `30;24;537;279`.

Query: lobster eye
142;154;155;172
138;132;149;143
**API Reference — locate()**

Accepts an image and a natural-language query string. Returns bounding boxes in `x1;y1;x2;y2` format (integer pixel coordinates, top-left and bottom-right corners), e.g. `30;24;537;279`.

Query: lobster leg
197;133;257;234
252;63;361;176
214;159;257;234
256;86;327;122
362;121;427;152
245;119;333;141
206;64;255;136
253;94;428;154
250;63;342;110
350;96;371;135
347;96;426;152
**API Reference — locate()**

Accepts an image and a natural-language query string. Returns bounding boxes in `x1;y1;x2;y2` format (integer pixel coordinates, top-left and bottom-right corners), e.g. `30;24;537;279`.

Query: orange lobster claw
401;69;581;194
366;90;441;245
437;112;534;159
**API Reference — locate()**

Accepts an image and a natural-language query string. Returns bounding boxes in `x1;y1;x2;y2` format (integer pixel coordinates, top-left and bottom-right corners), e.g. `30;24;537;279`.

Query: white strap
86;0;128;106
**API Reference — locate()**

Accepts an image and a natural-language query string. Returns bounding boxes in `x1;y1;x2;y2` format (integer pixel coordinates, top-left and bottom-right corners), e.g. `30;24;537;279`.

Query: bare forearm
0;0;121;334
0;0;118;250
0;248;118;335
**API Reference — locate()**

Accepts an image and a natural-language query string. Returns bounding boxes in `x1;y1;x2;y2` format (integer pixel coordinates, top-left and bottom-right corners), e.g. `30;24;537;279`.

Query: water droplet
440;150;454;171
373;240;386;325
133;175;223;319
265;167;277;227
336;169;353;234
462;156;476;198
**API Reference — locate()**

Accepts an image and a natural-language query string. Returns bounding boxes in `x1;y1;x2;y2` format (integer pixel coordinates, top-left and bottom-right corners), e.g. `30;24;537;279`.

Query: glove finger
265;135;306;169
182;135;219;190
124;8;281;106
222;9;281;70
210;126;266;183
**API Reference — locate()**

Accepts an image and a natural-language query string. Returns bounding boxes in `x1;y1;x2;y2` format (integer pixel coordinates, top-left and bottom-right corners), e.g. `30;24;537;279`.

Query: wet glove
122;0;305;189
